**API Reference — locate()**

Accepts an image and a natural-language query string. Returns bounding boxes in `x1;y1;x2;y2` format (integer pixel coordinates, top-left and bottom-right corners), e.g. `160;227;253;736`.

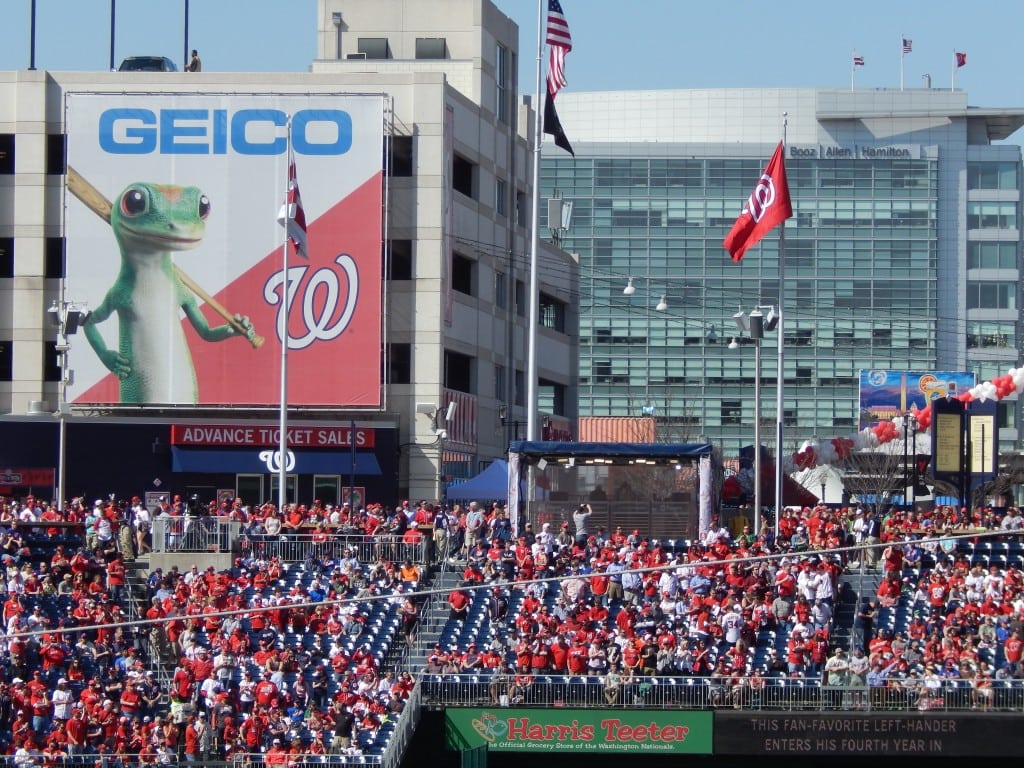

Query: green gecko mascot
83;182;255;404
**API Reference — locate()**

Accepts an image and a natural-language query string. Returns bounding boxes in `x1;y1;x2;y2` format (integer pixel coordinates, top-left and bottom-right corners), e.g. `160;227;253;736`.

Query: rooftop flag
902;38;912;54
724;142;793;263
545;0;572;51
853;53;865;66
543;0;574;156
955;51;967;67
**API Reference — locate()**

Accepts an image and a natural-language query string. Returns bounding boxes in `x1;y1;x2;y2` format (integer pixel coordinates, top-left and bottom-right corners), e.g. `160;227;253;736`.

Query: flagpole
900;34;904;90
850;51;854;91
774;114;789;543
951;50;955;91
526;0;544;444
278;116;291;513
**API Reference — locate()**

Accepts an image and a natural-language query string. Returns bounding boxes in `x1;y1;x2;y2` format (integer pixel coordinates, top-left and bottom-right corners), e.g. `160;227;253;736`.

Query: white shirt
52;685;73;719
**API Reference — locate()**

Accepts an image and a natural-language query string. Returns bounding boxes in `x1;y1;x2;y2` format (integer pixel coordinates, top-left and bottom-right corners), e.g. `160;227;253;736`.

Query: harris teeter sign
445;709;712;754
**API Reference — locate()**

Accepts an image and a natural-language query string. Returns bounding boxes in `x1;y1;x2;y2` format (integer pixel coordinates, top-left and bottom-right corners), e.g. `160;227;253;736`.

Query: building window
43;340;60;383
0;340;11;382
967;321;1014;349
539;293;566;332
539;380;567;417
967;201;1017;230
388;239;412;280
389;342;411;384
44;237;64;279
46;134;65;175
452;253;474;295
515;279;526;318
496;44;510;124
236;475;263;505
514;368;525;407
494;364;506;402
313;476;341;506
269;474;298;505
0;135;13;174
515;190;527;228
721;399;742;426
453;154;475;199
415;38;447;59
495;178;507;216
390;135;413;177
358;38;390;59
444;350;474;394
0;237;12;277
968;241;1016;269
967;281;1016;310
967;161;1019;190
494;272;507;309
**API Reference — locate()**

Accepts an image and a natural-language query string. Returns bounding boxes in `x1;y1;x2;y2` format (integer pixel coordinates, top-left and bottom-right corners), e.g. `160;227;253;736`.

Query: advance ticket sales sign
445;709;712;754
64;93;384;408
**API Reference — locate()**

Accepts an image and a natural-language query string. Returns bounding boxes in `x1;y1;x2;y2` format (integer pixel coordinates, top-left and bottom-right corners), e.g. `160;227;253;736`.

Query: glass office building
541;88;1024;462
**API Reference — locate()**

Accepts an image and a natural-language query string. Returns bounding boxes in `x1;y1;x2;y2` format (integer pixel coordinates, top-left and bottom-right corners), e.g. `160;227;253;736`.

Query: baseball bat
66;166;265;348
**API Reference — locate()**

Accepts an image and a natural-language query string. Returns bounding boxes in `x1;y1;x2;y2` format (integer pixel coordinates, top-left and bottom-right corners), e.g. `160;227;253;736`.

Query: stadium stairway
405;569;466;671
834;567;883;649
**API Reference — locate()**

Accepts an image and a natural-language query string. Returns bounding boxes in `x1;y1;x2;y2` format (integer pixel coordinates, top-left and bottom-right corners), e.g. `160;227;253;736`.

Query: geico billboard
64;93;384;407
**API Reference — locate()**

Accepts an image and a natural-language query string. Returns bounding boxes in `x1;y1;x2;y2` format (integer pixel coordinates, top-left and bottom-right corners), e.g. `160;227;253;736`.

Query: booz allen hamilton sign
714;713;1024;757
788;144;920;159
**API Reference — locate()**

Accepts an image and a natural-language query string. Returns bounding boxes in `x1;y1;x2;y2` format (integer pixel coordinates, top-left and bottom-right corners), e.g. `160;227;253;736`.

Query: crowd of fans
428;500;1024;711
0;493;424;766
0;489;1021;764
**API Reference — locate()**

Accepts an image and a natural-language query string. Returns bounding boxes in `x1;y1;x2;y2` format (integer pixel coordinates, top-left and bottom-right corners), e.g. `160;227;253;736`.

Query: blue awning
170;447;382;476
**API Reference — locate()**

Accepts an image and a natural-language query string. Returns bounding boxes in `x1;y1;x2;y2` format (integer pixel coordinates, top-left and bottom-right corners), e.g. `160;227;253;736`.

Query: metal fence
420;673;1024;713
151;519;432;565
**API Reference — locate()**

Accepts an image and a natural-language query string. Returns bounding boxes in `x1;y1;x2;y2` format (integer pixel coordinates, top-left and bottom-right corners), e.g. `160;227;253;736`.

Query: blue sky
2;0;1024;143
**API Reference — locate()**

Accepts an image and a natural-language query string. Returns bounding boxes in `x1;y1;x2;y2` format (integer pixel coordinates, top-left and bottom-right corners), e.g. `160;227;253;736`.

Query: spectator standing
187;50;202;72
861;509;883;569
572;504;593;545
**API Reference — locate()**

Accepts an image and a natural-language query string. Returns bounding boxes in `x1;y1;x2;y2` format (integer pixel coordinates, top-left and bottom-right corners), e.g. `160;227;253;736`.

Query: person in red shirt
173;659;196;702
64;706;88;758
1004;628;1024;676
106;553;127;603
254;671;279;708
447;586;471;621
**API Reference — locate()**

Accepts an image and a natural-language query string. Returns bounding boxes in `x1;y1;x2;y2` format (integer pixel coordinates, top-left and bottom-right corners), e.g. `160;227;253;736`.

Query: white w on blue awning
171;447;381;475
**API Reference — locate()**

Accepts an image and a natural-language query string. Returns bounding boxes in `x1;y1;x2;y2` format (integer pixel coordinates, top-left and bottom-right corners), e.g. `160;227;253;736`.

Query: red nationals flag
724;141;793;263
276;142;308;259
955;51;967;68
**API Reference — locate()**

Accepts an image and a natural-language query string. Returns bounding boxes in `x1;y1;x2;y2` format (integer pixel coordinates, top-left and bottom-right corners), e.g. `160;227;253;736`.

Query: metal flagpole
900;34;904;91
278;116;291;513
774;114;789;542
526;0;544;444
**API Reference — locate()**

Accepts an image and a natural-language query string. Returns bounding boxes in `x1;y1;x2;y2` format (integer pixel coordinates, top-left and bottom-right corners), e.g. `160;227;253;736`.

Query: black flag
543;90;574;156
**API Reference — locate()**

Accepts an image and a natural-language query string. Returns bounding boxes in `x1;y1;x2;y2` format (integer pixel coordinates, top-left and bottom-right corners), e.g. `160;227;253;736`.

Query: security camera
436;429;448;440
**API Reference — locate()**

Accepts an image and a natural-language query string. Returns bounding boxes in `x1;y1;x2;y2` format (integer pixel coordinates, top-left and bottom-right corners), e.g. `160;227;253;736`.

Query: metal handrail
419;672;1024;713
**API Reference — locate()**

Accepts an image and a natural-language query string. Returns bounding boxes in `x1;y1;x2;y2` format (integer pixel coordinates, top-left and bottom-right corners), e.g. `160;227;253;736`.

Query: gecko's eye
120;187;149;217
198;195;211;221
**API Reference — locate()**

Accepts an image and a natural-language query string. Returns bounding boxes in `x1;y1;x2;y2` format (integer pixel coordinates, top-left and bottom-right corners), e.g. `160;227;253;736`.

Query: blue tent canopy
446;459;509;501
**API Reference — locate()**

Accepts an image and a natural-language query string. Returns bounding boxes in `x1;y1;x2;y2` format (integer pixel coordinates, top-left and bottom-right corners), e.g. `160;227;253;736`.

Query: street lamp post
731;305;778;538
48;299;87;509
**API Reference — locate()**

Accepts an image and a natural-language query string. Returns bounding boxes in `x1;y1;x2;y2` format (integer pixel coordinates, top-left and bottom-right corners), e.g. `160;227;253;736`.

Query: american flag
546;0;572;50
546;0;572;95
853;53;865;67
902;38;912;54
